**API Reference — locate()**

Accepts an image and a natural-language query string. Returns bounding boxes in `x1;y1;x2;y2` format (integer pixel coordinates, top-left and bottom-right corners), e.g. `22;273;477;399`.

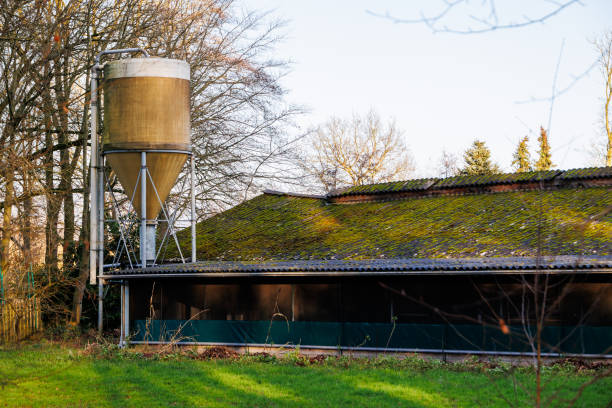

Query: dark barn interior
130;277;612;326
123;274;612;355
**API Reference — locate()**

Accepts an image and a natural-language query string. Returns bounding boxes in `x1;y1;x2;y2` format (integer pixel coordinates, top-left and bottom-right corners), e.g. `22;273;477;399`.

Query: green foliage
512;136;532;172
459;140;500;176
44;324;83;342
282;348;310;366
535;127;554;171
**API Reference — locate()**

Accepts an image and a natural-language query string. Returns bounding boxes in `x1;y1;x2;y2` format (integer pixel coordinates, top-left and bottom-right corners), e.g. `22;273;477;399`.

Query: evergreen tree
512;136;532;172
534;127;553;171
459;140;500;175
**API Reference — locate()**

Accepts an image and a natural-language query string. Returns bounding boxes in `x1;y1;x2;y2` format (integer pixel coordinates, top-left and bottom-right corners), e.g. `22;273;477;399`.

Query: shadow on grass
1;346;610;407
88;359;428;408
90;359;315;407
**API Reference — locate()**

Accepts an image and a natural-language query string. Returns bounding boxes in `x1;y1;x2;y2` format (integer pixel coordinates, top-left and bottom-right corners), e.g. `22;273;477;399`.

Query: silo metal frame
100;148;194;267
89;50;197;339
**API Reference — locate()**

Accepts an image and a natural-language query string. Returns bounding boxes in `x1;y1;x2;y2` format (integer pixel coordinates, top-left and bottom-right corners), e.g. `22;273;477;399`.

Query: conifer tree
534;127;553;171
512;136;532;172
459;140;500;175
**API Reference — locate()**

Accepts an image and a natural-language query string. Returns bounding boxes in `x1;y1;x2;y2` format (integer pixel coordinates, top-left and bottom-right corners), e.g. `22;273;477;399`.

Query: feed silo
102;57;191;266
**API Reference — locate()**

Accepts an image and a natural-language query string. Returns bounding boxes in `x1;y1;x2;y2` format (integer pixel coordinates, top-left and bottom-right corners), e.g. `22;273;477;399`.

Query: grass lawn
0;343;610;407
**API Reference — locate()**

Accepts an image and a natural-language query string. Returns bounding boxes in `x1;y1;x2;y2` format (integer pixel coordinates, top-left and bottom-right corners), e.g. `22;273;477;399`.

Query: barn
103;167;612;356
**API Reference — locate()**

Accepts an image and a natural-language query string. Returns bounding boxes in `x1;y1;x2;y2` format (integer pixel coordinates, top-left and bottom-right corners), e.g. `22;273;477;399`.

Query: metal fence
132;319;612;356
0;267;42;343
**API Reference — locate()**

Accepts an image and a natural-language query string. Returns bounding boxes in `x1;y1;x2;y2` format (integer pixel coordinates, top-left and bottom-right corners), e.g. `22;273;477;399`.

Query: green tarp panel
131;320;612;355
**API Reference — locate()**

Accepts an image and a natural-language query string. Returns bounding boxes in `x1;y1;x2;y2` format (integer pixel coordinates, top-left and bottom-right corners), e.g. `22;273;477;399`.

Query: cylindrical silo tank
102;57;190;220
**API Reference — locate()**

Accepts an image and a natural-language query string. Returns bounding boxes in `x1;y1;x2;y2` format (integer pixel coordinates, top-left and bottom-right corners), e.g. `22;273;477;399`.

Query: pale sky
241;0;611;177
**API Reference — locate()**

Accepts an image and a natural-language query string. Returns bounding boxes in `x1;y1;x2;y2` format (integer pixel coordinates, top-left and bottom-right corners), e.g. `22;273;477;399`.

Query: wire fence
0;267;42;343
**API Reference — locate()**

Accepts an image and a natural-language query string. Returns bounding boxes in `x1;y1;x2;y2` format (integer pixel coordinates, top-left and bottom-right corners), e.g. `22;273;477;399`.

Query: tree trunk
69;147;90;325
70;224;90;325
44;134;60;273
1;170;14;274
69;67;92;325
22;190;32;267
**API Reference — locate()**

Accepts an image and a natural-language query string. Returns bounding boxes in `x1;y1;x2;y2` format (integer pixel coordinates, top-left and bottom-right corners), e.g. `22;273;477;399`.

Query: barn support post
119;280;130;348
291;284;295;322
119;283;124;347
124;281;130;345
98;281;103;332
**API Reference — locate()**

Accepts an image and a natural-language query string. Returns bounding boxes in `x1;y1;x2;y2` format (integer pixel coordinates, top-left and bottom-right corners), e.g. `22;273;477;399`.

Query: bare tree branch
367;0;581;35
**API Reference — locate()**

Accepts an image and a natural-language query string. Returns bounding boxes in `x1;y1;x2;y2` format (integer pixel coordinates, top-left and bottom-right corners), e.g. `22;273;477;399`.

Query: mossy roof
176;184;612;262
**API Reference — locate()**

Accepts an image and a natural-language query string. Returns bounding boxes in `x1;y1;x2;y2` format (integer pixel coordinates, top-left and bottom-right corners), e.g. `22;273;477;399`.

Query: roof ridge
261;166;612;202
327;166;612;201
262;189;325;199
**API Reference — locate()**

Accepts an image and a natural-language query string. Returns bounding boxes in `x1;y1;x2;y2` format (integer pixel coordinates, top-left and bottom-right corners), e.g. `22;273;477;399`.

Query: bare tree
595;31;612;166
302;110;414;193
436;149;459;178
587;137;608;167
167;4;305;216
1;2;41;273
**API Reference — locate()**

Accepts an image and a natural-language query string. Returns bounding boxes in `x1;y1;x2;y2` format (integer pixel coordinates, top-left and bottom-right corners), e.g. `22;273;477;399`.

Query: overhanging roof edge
101;267;612;279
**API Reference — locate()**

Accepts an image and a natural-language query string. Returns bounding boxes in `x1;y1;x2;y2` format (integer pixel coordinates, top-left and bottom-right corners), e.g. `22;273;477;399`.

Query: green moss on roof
173;187;612;261
558;167;612;179
331;178;436;196
434;170;560;188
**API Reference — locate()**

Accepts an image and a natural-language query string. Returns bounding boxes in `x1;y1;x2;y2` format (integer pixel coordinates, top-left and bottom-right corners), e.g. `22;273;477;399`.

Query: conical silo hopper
102;57;191;264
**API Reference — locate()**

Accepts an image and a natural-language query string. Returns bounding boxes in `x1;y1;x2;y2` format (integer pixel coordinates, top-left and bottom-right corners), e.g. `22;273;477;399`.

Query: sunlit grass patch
0;343;610;407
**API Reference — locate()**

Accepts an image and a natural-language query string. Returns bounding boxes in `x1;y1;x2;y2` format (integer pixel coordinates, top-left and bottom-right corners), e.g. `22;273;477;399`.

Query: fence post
0;266;42;343
27;266;33;336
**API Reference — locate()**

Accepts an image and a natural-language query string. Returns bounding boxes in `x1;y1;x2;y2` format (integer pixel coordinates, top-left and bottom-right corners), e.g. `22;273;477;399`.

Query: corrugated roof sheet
330;178;437;196
432;170;560;189
329;167;610;198
557;167;612;180
105;256;612;277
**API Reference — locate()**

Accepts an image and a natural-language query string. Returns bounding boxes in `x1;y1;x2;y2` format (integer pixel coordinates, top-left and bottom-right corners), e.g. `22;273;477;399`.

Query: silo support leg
191;154;196;263
140;152;147;266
